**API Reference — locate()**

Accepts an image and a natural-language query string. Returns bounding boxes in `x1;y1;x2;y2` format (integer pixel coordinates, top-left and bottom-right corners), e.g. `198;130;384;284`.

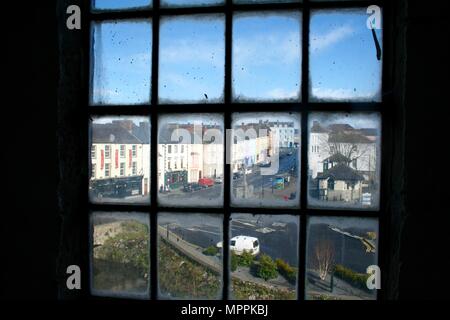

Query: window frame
85;0;390;301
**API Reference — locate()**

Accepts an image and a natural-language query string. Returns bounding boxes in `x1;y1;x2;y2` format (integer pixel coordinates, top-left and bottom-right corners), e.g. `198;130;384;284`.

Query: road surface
158;225;293;291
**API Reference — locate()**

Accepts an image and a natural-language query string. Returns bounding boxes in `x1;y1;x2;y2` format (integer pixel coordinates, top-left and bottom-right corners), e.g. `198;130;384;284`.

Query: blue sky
310;9;382;102
159;15;225;103
233;12;302;101
309;112;381;130
93;0;152;10
91;8;382;105
162;0;223;7
91;20;152;105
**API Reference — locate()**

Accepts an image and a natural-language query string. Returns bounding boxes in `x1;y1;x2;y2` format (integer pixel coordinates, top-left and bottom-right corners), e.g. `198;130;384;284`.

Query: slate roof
311;121;329;133
328;132;373;144
323;153;351;163
317;163;365;181
158;123;222;144
92;123;145;144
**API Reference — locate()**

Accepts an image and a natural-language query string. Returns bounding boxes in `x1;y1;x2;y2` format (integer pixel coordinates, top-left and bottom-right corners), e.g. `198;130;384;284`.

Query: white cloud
310;25;354;53
311;87;377;101
234;31;301;67
266;88;298;99
160;40;224;68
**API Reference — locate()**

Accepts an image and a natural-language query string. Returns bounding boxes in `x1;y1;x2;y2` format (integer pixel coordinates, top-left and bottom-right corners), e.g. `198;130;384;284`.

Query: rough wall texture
56;0;87;299
398;0;450;299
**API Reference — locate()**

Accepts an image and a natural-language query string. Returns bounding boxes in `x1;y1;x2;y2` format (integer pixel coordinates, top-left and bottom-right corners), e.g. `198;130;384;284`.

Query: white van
217;235;260;256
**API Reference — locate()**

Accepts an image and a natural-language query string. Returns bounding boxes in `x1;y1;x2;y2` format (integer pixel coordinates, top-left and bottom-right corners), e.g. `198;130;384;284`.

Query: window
104;163;110;177
104;145;110;159
92;163;96;179
91;145;96;158
89;116;150;204
90;212;150;299
305;216;378;300
87;0;385;301
157;212;223;299
158;114;224;208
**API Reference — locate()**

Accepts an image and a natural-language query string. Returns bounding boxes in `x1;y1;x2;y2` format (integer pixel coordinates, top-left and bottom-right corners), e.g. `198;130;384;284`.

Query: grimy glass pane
233;12;301;102
158;213;223;299
91;212;150;299
308;112;381;210
231;113;301;208
306;217;378;300
309;9;382;102
92;0;152;11
162;0;224;7
89;116;150;204
229;214;299;300
157;114;224;207
91;20;152;105
159;15;225;104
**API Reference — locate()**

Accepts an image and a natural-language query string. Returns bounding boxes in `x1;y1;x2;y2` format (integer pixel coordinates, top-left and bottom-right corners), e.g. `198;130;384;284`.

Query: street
157;149;299;204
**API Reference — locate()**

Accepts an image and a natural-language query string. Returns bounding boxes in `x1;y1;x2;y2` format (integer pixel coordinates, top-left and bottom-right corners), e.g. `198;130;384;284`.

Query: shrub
236;250;255;267
366;231;377;240
275;258;297;285
202;245;219;256
256;254;278;281
334;264;370;292
231;251;238;272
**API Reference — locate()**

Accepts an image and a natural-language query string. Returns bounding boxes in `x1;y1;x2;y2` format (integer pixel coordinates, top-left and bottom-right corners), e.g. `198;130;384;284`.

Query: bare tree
318;133;372;165
314;240;335;281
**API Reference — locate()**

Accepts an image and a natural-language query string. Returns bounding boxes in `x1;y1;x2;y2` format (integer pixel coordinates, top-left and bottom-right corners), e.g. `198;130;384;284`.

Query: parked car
217;235;260;256
244;168;252;174
183;183;202;192
233;172;242;180
215;176;223;184
198;177;214;188
258;161;271;167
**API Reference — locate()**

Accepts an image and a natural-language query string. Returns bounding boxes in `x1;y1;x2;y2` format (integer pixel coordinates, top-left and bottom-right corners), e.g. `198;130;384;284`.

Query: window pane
90;20;152;105
159;15;225;104
162;0;224;7
308;113;381;210
158;114;224;207
230;214;299;300
92;0;152;11
158;213;223;299
90;212;150;299
231;113;300;208
309;9;382;102
89;116;151;204
306;217;378;300
233;12;302;102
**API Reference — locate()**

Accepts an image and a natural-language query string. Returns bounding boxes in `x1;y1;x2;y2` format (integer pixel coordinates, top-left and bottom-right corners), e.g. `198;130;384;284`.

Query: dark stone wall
3;1;58;299
398;0;450;299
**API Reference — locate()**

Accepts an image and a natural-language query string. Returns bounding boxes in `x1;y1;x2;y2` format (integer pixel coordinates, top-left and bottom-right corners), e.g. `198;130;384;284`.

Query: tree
314;240;335;281
318;131;376;176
